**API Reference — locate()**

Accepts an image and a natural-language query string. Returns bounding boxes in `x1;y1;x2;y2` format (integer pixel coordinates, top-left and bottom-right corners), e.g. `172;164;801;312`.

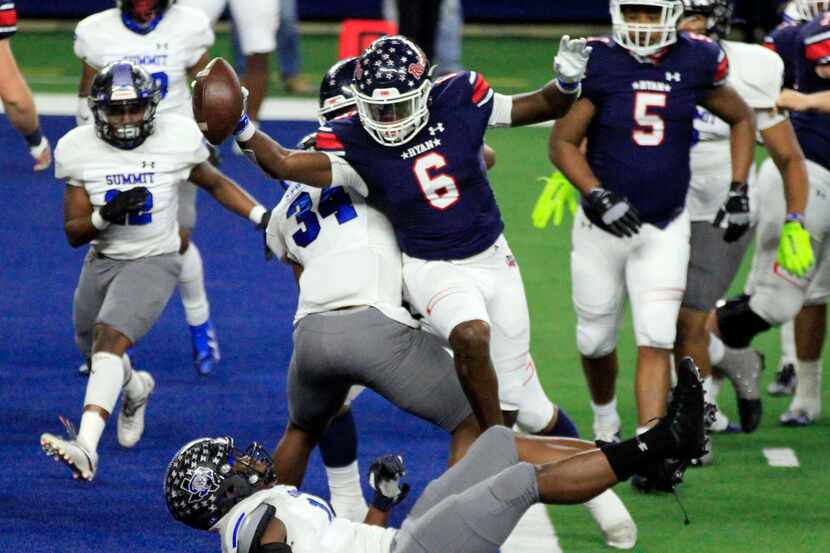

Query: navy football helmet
89;61;160;150
352;35;434;146
318;57;358;125
164;436;276;531
611;0;685;57
118;0;171;34
681;0;734;40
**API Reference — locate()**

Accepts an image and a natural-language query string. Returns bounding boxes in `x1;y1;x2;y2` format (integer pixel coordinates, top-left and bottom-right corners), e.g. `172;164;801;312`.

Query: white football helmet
792;0;830;20
611;0;685;57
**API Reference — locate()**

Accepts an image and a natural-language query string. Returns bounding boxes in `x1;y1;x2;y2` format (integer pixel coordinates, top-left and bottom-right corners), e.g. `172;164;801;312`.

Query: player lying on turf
164;358;707;553
265;57;636;547
40;61;269;481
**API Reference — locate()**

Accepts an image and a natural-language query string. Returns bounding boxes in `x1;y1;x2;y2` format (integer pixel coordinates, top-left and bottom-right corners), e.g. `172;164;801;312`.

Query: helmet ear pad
215;474;256;514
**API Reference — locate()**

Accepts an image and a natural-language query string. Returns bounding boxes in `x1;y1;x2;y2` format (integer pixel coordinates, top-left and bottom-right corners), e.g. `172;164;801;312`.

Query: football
192;57;243;145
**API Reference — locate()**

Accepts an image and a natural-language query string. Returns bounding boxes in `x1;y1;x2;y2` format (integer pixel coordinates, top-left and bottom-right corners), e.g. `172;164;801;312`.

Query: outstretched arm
236;126;333;188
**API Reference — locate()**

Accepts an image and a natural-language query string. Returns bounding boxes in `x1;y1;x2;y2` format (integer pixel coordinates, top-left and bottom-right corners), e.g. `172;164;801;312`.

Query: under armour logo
142;161;155;169
157;42;169;50
637;439;649;452
665;72;681;82
428;123;445;136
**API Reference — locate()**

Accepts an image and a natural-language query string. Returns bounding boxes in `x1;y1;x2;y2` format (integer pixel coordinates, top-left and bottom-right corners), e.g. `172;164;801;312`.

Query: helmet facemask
793;0;830;20
611;0;685;57
353;79;432;146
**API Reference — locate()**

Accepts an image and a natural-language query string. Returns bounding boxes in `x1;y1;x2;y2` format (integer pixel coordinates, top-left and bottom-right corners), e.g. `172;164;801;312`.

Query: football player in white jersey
39;62;269;481
73;0;223;375
178;0;279;122
674;0;812;438
164;358;708;553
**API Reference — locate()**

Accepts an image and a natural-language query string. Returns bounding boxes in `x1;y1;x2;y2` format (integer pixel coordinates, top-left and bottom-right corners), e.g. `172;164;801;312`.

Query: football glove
368;454;410;512
585;188;641;238
777;218;814;278
532;171;578;228
100;186;149;223
554;35;592;93
713;183;750;243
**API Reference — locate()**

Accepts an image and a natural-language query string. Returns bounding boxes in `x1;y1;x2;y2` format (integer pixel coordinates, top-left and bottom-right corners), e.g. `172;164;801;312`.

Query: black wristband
24;127;43;148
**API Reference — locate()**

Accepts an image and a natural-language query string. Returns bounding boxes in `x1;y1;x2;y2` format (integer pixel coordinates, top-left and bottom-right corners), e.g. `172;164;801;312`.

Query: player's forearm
239;130;291;179
728;117;755;186
64;217;99;248
549;141;601;195
208;180;262;221
763;121;809;215
510;81;577;126
363;507;389;527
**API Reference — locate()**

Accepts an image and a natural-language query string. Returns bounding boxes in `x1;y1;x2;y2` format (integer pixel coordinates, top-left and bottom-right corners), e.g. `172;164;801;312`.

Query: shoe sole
118;372;155;448
40;437;94;481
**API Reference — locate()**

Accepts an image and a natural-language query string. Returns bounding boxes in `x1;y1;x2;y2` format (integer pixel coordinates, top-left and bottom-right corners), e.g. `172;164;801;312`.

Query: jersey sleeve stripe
471;73;492;105
476;88;494;108
0;6;16;27
713;51;729;84
805;38;830;63
763;37;777;52
315;132;346;152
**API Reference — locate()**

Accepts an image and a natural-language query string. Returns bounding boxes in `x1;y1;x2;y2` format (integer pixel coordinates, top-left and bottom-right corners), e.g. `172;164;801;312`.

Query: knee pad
515;374;555;434
634;289;683;349
576;318;618;358
716;295;772;348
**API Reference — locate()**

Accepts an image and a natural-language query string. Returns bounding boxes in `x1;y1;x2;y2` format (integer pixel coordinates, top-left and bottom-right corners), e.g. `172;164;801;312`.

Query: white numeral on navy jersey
413;152;459;210
632;91;667;147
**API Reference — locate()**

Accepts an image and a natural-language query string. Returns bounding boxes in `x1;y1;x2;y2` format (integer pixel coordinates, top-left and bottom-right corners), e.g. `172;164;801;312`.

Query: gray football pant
392;426;539;553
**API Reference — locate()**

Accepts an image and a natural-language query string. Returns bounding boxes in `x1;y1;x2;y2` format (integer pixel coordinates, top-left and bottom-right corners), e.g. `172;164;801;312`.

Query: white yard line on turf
17;93;321;121
502;504;563;553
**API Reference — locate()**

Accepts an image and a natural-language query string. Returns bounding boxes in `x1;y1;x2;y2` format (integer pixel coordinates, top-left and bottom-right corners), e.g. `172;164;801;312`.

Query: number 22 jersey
581;34;728;228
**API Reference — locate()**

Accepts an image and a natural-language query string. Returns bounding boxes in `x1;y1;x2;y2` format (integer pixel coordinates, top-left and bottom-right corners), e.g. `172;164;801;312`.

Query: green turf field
12;28;830;552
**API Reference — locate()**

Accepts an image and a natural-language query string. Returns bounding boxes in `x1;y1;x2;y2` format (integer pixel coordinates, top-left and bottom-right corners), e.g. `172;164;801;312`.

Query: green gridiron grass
12;29;830;552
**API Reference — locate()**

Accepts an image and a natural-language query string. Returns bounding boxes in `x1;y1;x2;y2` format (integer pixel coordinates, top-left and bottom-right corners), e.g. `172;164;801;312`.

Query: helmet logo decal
184;467;220;503
408;63;425;79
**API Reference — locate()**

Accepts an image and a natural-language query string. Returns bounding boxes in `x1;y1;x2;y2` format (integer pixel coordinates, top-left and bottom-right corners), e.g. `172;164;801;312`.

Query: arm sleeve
54;138;83;185
0;3;17;40
324;152;369;197
73;24;101;68
265;212;289;262
185;15;215;67
487;93;513;128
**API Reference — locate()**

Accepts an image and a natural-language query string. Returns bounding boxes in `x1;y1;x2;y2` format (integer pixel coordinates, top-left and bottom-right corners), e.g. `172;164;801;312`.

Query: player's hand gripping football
585;188;641;238
532;171;578;228
100;186;150;223
713;183;750;243
368;455;410;512
777;217;814;278
233;86;254;141
554;35;592;91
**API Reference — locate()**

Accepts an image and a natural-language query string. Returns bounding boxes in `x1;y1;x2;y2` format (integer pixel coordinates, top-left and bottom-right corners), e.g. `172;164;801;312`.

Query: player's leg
571;207;628;441
320;387;367;522
768;321;798;396
403;254;502;428
228;0;278;121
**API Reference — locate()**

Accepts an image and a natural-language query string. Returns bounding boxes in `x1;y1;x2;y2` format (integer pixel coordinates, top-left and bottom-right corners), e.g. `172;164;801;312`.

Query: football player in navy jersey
548;0;755;452
710;0;830;427
230;34;593;432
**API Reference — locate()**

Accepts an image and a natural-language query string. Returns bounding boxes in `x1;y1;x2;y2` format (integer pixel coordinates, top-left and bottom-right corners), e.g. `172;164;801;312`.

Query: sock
702;377;718;406
600;426;672;482
121;353;144;400
792;359;822;416
708;333;726;365
319;410;358;467
591;398;620;429
710;375;723;401
179;242;210;326
23;127;43;147
325;461;367;521
779;321;797;366
78;411;106;453
542;406;580;438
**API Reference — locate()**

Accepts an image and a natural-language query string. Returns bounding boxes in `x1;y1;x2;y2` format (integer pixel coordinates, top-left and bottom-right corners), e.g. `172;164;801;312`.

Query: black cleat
632;458;690;493
654;357;708;461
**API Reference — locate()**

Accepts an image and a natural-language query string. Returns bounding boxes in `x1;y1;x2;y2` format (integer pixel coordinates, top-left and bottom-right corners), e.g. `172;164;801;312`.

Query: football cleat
768;363;797;397
779;406;819;427
593;418;622;444
190;320;220;375
654;357;708;461
41;417;98;481
631;457;690;494
719;349;764;433
117;371;155;448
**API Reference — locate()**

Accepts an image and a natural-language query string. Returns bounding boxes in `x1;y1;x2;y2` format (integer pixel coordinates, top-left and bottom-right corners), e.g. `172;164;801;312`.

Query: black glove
368;454;410;512
100;186;150;224
713;183;750;243
585;188;641;238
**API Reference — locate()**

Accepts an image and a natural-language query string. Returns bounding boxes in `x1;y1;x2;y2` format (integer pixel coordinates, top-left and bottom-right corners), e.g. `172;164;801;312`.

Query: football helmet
611;0;685;57
118;0;171;34
792;0;830;20
351;35;434;146
89;61;161;150
681;0;734;40
318;57;359;125
164;436;276;530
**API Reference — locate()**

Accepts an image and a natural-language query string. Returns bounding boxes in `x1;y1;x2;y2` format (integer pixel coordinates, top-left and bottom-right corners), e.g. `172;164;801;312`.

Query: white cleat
584;490;637;549
117;371;155;448
593;421;621;444
41;418;98;481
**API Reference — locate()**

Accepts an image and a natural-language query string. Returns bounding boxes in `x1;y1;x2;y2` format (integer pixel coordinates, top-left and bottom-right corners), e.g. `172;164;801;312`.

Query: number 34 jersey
316;71;512;261
74;4;214;117
581;34;728;227
266;181;417;328
55;114;209;260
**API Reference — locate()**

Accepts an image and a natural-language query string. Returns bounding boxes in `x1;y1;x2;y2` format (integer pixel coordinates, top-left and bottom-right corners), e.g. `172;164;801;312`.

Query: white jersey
265;182;417;327
688;40;786;221
74;6;214;117
215;486;397;553
55;114;209;260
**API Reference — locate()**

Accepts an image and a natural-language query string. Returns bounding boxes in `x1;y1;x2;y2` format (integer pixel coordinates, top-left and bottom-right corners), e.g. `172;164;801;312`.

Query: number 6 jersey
580;34;728;228
55;114;209;260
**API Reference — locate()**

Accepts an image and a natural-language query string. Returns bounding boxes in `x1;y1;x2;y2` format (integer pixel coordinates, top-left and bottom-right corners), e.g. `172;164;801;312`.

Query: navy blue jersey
791;13;830;172
316;71;504;260
580;34;728;228
0;2;16;40
764;22;803;89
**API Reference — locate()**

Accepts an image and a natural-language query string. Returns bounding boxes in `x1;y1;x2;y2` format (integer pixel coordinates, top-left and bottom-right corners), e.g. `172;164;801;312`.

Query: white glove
29;136;52;172
554;35;592;86
76;97;93;127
